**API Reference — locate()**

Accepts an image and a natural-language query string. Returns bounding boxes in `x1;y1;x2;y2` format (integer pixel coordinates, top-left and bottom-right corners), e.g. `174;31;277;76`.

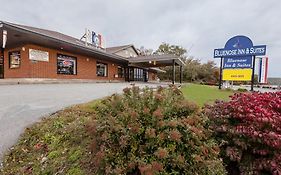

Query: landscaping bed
0;102;99;175
3;85;279;174
1;86;227;174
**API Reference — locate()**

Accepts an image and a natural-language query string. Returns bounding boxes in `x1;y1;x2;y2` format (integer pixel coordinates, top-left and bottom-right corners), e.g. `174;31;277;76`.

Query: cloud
0;0;280;77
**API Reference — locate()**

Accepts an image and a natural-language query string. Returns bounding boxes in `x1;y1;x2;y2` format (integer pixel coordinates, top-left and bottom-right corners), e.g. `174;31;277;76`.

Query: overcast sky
1;0;280;77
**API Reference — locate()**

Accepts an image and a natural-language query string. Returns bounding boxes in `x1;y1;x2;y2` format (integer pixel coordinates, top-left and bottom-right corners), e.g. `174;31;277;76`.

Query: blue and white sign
214;45;266;58
223;57;253;69
214;36;266;58
214;35;267;83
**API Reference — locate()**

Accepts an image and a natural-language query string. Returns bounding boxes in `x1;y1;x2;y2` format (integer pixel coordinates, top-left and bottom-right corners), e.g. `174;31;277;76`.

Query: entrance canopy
128;54;185;67
128;54;185;84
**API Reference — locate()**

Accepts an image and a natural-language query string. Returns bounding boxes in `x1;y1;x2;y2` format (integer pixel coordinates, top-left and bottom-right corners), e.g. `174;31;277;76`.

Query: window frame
9;51;21;69
96;61;108;77
117;66;124;78
57;54;77;75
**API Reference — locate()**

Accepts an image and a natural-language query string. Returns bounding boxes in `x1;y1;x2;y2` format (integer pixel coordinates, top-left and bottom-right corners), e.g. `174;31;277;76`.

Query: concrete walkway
0;82;163;162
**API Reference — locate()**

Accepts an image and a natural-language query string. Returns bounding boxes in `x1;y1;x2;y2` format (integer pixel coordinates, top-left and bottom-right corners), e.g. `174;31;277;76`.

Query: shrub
205;91;281;175
88;85;226;175
237;88;248;92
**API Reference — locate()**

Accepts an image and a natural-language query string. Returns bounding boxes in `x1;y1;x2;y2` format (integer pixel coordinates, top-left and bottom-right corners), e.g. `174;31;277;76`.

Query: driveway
0;82;160;161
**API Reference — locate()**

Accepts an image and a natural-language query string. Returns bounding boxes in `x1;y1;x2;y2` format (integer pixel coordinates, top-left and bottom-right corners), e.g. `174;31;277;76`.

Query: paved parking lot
0;83;160;161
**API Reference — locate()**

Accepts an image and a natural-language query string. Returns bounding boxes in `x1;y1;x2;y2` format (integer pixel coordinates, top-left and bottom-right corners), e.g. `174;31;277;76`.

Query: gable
114;47;138;58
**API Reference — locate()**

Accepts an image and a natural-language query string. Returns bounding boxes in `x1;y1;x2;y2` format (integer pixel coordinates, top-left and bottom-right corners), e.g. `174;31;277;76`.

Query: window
96;62;107;77
133;68;144;81
9;51;21;68
57;54;77;75
118;66;124;78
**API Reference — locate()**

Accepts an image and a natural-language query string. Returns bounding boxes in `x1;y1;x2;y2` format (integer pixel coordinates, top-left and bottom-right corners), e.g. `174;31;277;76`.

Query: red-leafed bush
205;91;281;175
88;86;226;175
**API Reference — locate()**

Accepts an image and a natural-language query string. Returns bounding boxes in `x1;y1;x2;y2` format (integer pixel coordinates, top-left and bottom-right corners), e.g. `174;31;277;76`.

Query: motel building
0;21;184;84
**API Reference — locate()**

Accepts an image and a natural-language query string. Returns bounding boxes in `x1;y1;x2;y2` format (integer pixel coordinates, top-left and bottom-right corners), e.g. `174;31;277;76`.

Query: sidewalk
0;78;180;86
0;78;124;85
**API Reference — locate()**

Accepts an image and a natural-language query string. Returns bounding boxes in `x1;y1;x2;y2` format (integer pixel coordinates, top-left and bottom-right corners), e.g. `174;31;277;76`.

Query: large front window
57;54;77;75
133;68;144;81
96;62;107;77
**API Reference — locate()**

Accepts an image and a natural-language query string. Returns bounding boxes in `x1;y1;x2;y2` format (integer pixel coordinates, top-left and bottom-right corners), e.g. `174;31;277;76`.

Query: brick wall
4;44;125;81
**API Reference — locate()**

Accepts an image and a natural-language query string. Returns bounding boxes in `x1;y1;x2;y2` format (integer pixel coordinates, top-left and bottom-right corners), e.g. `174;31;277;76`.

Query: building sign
222;69;252;81
92;31;102;48
214;45;266;58
214;35;267;83
57;54;77;75
83;29;104;49
223;57;252;69
258;57;268;84
29;49;49;62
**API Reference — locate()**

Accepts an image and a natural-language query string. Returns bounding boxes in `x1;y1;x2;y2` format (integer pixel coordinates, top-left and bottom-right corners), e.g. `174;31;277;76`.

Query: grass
181;84;234;107
0;84;233;174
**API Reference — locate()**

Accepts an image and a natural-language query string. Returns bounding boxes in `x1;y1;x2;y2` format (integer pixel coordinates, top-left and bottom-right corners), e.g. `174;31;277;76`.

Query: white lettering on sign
214;45;266;58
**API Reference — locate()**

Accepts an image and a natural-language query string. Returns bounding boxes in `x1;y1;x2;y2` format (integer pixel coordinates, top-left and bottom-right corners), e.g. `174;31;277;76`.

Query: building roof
129;54;185;67
268;78;281;85
0;21;183;67
0;21;128;64
2;21;98;50
106;44;139;55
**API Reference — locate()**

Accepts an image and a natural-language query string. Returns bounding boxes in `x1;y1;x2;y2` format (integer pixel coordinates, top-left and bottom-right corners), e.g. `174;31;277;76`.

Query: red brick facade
3;44;125;81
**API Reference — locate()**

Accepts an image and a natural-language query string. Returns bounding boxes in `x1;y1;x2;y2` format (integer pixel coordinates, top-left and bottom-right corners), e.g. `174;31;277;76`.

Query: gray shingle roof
3;21;91;48
129;54;185;65
106;44;139;55
1;21;128;63
268;78;281;85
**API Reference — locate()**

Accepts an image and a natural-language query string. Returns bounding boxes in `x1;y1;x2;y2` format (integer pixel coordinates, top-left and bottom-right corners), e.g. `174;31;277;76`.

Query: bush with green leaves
88;85;226;175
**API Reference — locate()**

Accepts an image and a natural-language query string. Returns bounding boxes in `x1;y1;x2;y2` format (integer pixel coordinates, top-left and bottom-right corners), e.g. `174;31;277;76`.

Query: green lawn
181;84;234;107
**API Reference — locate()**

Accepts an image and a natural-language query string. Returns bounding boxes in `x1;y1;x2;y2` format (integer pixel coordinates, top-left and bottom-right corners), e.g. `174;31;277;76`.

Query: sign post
214;35;267;91
251;56;256;91
219;57;223;89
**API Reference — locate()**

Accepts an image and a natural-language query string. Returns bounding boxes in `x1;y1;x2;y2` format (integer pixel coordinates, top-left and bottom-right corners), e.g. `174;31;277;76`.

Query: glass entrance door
0;53;3;79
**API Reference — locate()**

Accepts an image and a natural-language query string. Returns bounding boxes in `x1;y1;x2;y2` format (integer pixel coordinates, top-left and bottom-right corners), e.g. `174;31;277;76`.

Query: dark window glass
132;68;145;81
118;66;124;78
57;54;77;75
9;51;21;69
97;62;107;77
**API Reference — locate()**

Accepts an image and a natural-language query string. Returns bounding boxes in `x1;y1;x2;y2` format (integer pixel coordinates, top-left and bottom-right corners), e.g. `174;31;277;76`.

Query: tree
138;43;219;84
155;43;187;62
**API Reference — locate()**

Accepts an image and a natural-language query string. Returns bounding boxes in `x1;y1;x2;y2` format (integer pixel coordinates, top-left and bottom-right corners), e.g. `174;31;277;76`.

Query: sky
0;0;280;77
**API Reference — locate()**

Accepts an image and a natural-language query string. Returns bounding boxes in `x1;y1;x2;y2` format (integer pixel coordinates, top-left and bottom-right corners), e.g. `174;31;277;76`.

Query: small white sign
29;49;49;62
